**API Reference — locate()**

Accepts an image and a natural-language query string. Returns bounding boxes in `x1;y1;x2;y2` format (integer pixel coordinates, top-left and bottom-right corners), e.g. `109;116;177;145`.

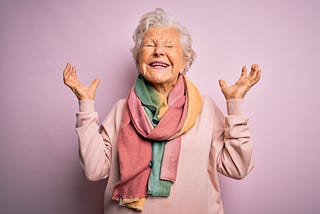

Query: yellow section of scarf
157;93;169;119
156;76;202;122
120;197;146;211
173;76;203;138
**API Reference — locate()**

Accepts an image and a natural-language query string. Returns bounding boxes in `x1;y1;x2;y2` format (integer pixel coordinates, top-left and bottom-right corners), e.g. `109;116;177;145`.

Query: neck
151;82;176;98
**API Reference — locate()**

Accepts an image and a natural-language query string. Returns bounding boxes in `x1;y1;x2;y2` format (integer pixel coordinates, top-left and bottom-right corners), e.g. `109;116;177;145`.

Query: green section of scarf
134;75;173;197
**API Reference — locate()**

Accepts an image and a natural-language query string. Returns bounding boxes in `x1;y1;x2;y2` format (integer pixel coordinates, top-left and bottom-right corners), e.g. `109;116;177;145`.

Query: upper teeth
150;62;168;67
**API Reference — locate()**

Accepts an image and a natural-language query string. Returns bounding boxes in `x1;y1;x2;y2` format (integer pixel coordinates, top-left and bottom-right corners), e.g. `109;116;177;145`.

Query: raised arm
215;100;253;179
214;64;261;179
75;100;113;181
63;63;111;181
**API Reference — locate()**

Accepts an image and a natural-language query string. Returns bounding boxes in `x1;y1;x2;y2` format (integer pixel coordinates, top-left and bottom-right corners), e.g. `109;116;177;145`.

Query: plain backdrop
1;0;319;213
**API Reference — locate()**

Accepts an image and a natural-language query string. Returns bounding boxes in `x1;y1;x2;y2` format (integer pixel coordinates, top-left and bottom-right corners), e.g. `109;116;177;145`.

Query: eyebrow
143;38;176;44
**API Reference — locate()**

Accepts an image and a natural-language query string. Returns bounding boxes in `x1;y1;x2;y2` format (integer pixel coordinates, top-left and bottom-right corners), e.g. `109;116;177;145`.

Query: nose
153;46;165;56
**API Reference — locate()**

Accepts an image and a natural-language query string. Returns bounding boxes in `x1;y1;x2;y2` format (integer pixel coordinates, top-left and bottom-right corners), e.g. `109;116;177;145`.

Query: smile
149;61;170;68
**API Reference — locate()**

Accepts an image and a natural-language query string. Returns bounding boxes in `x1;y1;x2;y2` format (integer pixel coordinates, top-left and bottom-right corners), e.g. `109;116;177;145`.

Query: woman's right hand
63;63;100;100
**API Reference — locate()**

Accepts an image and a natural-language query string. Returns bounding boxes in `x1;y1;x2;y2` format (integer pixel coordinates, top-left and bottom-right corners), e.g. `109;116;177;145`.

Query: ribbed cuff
78;100;95;112
226;99;243;115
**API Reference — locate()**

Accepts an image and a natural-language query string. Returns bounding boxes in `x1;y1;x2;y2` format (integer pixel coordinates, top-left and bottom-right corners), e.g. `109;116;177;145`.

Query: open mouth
149;61;170;69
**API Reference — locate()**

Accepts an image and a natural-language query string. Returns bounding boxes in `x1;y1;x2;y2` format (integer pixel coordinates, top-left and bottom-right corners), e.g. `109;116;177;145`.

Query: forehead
143;27;181;42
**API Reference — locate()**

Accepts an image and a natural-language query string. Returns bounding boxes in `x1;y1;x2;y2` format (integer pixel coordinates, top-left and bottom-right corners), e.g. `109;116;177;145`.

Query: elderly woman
63;8;261;214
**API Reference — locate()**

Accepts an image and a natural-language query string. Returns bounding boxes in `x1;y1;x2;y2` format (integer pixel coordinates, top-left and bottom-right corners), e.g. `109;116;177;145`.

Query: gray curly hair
131;8;196;73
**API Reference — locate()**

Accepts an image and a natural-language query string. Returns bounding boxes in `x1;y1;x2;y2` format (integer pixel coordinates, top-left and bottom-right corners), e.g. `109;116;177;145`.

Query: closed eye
144;44;155;47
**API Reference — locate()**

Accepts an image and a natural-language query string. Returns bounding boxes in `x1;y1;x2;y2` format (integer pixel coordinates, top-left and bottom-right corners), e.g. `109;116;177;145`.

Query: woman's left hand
218;64;261;100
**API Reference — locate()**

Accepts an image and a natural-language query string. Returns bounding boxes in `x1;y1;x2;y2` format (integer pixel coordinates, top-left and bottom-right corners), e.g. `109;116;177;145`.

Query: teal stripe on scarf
135;75;161;125
134;75;172;197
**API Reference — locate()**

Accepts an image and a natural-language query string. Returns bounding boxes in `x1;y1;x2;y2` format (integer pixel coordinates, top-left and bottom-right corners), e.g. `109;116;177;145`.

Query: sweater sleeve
214;99;254;179
75;100;112;181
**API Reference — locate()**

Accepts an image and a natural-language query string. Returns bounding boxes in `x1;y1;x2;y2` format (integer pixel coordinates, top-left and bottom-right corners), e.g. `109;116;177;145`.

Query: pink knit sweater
75;96;253;214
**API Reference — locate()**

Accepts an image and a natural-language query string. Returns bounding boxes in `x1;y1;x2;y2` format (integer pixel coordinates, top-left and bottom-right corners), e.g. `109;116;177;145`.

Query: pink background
1;0;319;213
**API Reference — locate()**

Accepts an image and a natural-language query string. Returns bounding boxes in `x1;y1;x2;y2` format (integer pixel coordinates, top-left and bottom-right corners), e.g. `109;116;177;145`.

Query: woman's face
138;27;187;92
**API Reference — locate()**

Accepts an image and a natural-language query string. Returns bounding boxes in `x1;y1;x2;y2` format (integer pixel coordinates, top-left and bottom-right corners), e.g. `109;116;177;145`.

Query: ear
136;57;141;70
180;56;188;73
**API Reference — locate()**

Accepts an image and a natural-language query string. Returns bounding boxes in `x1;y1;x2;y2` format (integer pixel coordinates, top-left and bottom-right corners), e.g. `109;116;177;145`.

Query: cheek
138;60;149;74
138;53;146;67
171;50;185;67
138;51;150;65
175;55;187;70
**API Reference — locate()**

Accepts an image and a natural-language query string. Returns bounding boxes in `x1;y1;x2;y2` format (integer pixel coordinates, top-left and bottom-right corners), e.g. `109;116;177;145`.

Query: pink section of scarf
112;76;187;200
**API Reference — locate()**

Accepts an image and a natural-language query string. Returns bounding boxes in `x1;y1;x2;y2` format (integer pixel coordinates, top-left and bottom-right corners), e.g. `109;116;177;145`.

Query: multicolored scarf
112;74;202;211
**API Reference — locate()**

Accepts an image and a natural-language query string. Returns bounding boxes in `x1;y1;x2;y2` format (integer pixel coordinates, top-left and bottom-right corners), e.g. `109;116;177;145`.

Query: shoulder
108;98;126;119
112;99;126;112
201;95;222;114
197;95;225;128
101;99;126;130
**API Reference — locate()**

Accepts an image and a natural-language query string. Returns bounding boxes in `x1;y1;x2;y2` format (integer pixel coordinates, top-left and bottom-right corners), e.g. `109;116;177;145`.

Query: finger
249;69;261;86
71;66;80;82
218;79;227;90
63;63;71;77
252;69;262;85
240;66;247;80
90;78;101;90
71;66;76;77
248;65;259;79
63;64;72;85
251;64;259;71
64;63;71;70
